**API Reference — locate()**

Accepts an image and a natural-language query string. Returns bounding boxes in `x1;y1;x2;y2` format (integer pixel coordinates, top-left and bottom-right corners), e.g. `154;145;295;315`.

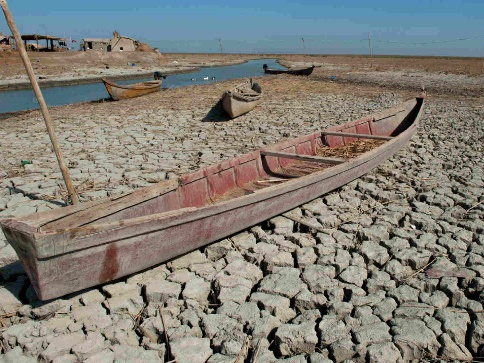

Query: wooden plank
322;131;393;140
42;178;180;231
261;150;345;165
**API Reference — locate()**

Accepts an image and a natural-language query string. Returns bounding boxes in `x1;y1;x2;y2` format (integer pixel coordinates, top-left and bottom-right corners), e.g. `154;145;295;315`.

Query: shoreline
0;59;253;91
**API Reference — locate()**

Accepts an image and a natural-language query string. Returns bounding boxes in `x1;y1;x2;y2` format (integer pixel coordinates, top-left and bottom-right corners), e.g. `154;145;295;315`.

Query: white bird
203;76;209;80
211;76;216;80
191;78;196;81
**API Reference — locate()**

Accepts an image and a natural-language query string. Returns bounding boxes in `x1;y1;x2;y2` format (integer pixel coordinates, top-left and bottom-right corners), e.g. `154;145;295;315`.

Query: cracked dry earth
0;76;483;363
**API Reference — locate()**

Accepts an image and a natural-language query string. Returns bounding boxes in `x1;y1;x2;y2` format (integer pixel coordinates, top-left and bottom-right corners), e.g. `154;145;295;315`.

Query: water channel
0;58;285;114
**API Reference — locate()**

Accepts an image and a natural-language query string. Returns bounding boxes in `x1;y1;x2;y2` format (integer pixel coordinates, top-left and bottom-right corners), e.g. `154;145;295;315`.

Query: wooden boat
263;64;315;76
0;96;424;300
221;80;263;118
102;78;162;101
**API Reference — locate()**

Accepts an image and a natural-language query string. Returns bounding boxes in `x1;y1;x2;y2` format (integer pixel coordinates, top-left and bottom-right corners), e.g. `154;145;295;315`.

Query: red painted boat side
0;97;424;300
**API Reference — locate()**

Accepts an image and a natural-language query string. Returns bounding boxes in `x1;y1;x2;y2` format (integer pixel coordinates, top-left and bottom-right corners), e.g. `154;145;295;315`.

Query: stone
338;265;367;287
170;337;213;363
302;265;335;294
391;318;440;360
319;317;348;346
205;239;233;261
145;279;182;303
387;285;419;304
360;241;390;266
103;290;144;315
40;332;86;362
201;314;243;340
438;333;473;361
221;259;263;284
275;322;318;356
217;301;260;328
352;322;391;346
470;317;484;354
167;269;197;284
435;308;470;346
79;290;105;305
102;282;140;297
262;251;294;273
294;289;327;312
70;303;112;332
71;332;107;361
329;337;355;363
0;346;37;363
366;342;402;363
252;315;282;340
250;292;296;323
215;275;252;304
358;225;390;242
182;277;211;302
110;345;161;362
295;247;318;268
168;250;207;269
270;216;294;235
258;268;306;298
0;284;23;315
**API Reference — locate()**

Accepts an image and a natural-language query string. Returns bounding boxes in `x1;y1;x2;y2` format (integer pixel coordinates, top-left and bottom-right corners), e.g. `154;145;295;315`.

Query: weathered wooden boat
102;78;162;101
0;96;424;300
263;64;315;76
221;79;263;118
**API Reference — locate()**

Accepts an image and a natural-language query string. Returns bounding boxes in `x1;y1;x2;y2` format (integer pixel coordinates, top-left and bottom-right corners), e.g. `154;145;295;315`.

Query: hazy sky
1;0;483;56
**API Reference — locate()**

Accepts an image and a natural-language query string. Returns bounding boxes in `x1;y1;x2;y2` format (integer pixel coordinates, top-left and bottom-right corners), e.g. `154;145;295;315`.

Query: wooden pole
218;38;223;53
368;32;373;68
0;0;79;204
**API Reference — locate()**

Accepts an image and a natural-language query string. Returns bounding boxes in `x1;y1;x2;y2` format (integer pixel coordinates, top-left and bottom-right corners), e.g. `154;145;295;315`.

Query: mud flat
0;63;483;362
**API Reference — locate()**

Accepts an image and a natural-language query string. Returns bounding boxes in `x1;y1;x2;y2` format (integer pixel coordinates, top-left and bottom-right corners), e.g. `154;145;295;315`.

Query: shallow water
0;59;284;114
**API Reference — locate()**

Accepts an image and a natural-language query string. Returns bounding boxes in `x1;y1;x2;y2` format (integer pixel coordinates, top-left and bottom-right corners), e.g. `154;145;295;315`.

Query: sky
1;0;483;56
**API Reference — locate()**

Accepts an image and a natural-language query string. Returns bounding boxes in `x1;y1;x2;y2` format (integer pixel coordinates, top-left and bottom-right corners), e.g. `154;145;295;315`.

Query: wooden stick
0;0;79;204
158;306;171;359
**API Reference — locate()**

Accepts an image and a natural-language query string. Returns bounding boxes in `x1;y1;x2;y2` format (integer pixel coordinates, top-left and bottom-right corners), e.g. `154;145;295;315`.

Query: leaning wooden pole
1;0;79;204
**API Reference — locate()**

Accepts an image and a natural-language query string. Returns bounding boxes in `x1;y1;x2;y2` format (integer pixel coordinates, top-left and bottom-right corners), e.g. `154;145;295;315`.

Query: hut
81;38;110;51
16;34;67;51
109;35;138;52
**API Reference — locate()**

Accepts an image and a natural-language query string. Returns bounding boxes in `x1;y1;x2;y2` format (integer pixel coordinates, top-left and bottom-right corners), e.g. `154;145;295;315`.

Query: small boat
263;64;315;76
0;95;424;300
221;79;263;118
102;76;163;101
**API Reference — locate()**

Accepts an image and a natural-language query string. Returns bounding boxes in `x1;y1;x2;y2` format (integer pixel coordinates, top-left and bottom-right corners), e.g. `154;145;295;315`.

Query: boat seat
260;150;345;165
321;131;393;141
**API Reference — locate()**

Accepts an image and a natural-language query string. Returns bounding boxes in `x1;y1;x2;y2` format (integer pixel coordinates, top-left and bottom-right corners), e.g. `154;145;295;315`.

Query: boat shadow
202;99;232;123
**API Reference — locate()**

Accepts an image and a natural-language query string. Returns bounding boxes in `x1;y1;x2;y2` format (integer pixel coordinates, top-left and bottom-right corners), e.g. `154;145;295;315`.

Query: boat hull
221;81;263;118
102;79;162;101
0;97;424;300
264;66;315;76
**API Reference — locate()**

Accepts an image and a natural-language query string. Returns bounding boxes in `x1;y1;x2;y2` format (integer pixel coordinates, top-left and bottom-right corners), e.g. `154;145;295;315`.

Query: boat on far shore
263;64;315;76
102;73;164;101
221;79;263;118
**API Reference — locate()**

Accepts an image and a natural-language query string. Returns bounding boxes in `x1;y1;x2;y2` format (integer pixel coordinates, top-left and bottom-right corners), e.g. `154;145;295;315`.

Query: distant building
109;35;138;52
81;38;110;51
81;33;141;52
